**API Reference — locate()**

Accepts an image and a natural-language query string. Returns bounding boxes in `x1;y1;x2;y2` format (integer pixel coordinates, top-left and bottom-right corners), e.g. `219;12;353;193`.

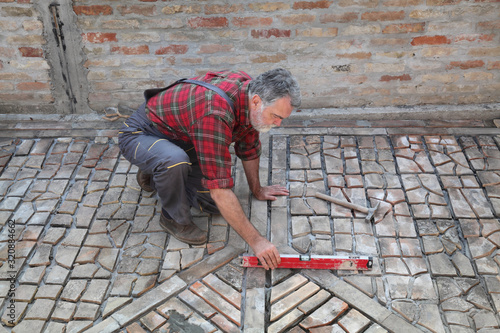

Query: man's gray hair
248;68;301;108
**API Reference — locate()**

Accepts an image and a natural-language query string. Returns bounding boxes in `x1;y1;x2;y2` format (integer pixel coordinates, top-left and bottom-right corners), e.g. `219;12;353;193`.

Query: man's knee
154;154;192;176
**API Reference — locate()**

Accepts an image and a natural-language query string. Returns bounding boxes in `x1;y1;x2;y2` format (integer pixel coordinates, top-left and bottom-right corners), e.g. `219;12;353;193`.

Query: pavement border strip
177;243;244;283
303;269;426;333
3;126;500;139
85;275;187;333
272;127;500;136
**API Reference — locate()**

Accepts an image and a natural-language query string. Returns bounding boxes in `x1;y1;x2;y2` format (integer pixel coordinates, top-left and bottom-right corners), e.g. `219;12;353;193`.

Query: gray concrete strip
272;127;388;136
177;244;244;283
328;128;388;136
287;103;500;121
387;127;500;135
381;314;426;333
304;270;424;333
110;275;186;327
2;129;121;138
271;128;330;136
446;127;500;135
84;317;121;333
244;284;266;331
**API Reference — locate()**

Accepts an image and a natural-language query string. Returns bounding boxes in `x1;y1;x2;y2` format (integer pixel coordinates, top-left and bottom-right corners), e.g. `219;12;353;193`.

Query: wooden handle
315;192;369;213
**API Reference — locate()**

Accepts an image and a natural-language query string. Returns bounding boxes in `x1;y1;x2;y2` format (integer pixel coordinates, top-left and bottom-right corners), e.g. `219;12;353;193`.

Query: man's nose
273;118;282;126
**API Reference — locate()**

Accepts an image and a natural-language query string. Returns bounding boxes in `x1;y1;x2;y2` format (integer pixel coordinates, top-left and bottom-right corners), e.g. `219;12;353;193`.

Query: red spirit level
241;254;373;270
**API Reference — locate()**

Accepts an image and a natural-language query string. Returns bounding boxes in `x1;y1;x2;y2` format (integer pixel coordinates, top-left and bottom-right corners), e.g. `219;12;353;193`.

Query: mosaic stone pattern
1;131;500;332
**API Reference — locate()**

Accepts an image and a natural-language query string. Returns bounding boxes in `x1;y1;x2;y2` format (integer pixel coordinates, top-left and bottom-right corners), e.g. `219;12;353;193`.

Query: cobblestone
2;129;500;331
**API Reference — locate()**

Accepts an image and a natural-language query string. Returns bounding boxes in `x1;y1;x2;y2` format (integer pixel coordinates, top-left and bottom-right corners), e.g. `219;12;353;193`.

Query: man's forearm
241;157;262;195
210;188;262;245
210;187;280;269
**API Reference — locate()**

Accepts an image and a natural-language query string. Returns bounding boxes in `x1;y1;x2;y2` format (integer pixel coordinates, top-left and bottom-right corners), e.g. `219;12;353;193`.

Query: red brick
73;5;112;16
454;34;494;43
251;28;291;38
111;45;149;55
337;52;372;59
1;7;33;16
188;17;228;28
427;0;461;5
293;0;333;9
94;82;123;91
0;82;13;90
162;5;202;15
165;56;176;66
383;23;425;34
251;53;287;63
411;35;451;46
384;0;422;5
297;27;338;37
278;14;315;25
371;38;408;46
117;5;156;16
478;21;500;30
320;12;358;23
248;2;291;11
82;33;117;44
198;44;234;54
488;61;500;70
468;47;500;57
361;10;405;21
380;74;412;82
0;92;45;101
447;60;485;70
125;323;147;333
18;47;43;57
205;4;244;14
232;17;273;27
17;82;50;91
338;0;378;7
0;47;15;57
155;45;189;55
181;57;203;65
344;75;368;84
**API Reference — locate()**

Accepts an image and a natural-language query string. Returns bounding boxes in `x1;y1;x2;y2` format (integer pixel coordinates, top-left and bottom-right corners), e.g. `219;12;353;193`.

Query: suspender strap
143;78;235;112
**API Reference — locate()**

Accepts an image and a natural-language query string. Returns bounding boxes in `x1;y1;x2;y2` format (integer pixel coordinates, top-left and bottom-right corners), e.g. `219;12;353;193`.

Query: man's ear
251;94;261;108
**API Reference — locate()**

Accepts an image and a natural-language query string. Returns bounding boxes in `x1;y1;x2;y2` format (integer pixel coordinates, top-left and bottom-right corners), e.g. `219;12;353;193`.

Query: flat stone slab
2;130;500;332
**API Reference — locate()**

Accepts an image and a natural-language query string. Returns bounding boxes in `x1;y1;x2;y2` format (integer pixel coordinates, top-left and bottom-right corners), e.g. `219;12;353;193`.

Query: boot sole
160;218;207;245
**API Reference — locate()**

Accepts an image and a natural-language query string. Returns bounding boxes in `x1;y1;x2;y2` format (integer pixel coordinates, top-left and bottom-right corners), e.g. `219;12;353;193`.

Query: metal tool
241;254;373;270
315;192;380;222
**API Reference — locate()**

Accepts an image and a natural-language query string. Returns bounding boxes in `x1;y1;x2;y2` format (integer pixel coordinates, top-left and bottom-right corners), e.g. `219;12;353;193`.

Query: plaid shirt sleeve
191;114;235;189
234;130;261;161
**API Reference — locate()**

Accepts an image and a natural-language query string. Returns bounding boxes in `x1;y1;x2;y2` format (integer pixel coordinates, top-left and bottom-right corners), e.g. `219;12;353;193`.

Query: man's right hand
210;188;282;270
251;236;281;270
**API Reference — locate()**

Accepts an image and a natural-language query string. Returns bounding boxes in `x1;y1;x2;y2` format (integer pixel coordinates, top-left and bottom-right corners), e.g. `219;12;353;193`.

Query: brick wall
0;0;499;115
0;2;54;113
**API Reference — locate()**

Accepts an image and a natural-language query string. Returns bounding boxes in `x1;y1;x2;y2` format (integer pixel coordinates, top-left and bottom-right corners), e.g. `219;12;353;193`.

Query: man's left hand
254;185;289;201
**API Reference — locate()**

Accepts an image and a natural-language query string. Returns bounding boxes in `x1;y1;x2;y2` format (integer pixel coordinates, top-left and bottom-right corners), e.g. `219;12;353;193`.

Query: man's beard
254;124;275;133
250;105;276;133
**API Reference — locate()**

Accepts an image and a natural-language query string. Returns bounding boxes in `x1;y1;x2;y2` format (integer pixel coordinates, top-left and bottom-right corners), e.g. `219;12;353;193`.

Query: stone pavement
1;118;500;332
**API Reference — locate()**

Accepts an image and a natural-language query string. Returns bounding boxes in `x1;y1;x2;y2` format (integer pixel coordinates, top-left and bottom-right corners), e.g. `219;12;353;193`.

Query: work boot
160;213;207;245
136;169;154;192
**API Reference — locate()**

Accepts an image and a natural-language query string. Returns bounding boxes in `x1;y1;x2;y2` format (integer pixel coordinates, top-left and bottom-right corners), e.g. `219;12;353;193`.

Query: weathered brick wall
0;0;499;115
0;3;53;113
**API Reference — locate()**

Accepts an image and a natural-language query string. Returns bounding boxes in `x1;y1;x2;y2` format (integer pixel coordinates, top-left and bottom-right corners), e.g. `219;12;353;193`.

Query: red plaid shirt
146;70;261;189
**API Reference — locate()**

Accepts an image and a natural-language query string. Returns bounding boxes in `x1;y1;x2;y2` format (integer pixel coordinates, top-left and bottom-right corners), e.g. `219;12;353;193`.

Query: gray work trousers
118;103;219;225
